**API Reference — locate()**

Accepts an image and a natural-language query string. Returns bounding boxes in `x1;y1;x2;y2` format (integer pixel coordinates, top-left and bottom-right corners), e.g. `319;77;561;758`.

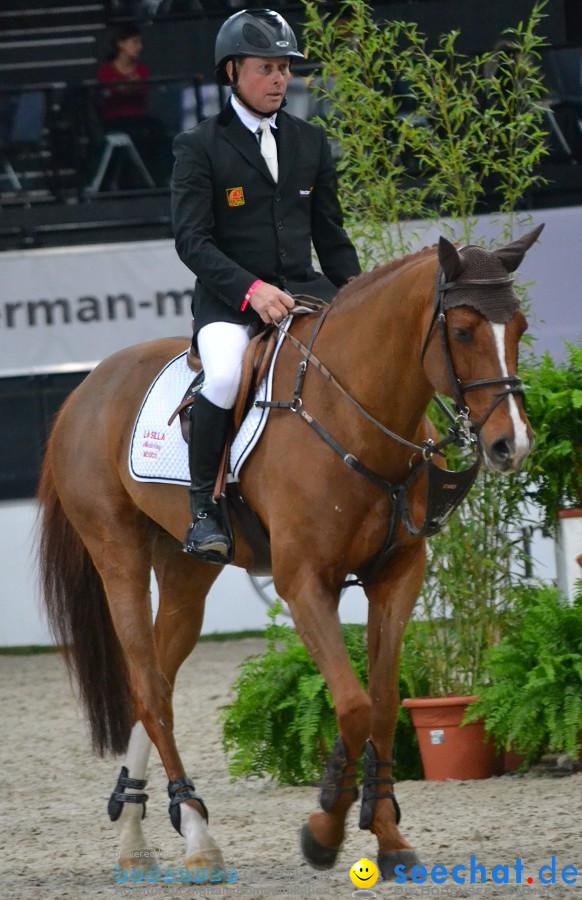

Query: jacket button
277;222;283;230
280;249;286;257
274;194;281;202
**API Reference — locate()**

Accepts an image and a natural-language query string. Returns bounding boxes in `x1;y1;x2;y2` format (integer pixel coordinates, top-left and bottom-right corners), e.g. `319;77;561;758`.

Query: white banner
0;239;195;375
0;208;580;377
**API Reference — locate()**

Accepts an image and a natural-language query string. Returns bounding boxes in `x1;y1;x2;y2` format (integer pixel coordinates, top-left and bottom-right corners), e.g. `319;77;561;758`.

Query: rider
171;8;360;563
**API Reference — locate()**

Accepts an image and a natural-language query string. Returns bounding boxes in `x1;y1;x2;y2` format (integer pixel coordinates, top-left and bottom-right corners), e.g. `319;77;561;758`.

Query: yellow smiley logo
349;857;379;888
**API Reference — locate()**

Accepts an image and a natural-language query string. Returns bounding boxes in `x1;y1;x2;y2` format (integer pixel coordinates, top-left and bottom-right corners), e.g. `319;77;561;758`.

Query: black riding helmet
215;8;304;86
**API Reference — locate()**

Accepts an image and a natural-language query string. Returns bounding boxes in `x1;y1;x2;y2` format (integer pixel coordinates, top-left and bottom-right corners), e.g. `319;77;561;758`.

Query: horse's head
421;225;544;473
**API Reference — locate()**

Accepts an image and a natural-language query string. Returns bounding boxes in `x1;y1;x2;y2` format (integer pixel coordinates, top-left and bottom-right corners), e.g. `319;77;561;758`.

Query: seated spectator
96;23;171;186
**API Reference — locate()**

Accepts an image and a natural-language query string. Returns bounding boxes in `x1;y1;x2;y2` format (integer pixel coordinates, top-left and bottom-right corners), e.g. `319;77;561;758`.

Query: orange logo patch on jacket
226;186;245;207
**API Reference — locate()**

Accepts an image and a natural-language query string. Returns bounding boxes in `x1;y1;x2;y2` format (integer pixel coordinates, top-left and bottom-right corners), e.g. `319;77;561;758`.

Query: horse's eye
452;327;472;343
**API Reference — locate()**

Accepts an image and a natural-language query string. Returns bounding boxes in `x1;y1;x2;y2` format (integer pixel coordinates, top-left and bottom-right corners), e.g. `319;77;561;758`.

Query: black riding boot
183;393;232;563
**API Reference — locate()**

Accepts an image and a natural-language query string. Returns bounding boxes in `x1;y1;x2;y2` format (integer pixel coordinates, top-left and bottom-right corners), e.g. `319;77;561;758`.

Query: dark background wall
97;1;569;83
0;1;573;89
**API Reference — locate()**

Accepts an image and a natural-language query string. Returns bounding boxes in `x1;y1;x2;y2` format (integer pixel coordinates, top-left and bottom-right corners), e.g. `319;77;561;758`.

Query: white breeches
197;322;252;410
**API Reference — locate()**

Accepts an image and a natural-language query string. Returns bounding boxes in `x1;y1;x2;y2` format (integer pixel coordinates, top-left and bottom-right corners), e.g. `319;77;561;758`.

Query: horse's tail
37;432;133;757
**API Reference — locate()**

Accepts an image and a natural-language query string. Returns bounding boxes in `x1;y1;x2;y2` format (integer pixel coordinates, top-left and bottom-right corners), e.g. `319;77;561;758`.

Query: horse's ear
493;223;545;273
438;236;463;282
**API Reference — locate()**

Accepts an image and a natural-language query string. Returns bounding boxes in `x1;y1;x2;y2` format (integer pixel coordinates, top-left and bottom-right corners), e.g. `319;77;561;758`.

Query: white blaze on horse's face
480;319;533;473
491;322;531;463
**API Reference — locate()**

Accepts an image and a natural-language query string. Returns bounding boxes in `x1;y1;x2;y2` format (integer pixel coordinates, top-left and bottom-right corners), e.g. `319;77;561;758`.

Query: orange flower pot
402;696;502;781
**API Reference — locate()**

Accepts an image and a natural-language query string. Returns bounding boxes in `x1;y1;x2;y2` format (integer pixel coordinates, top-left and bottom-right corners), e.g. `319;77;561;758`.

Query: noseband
420;269;525;436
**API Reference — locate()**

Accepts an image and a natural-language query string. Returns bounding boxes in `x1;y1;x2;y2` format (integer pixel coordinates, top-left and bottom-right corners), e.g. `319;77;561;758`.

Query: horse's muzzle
480;431;533;473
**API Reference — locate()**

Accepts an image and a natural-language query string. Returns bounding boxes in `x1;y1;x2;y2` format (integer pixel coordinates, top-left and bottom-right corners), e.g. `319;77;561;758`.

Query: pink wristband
240;279;263;311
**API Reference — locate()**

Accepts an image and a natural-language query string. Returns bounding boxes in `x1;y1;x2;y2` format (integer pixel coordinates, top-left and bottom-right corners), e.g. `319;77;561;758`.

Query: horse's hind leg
110;720;155;870
363;544;426;880
150;531;224;873
112;534;223;873
75;513;163;868
82;513;221;877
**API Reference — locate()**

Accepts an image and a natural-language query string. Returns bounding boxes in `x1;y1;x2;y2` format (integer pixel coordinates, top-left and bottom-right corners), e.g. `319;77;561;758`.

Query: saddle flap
233;326;278;433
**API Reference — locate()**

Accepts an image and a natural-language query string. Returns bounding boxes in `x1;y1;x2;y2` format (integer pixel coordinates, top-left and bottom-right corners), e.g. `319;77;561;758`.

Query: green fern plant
465;581;582;763
221;601;422;784
521;344;582;535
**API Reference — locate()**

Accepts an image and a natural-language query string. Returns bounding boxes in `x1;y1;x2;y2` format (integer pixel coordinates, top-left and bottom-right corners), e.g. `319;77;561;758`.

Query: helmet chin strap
231;80;287;117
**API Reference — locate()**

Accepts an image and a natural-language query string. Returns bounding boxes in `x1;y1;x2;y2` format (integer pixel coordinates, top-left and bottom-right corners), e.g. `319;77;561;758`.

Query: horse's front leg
363;542;426;880
282;568;372;869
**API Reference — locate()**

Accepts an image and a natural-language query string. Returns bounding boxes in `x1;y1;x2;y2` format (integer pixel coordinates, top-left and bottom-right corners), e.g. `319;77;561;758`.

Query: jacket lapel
275;110;298;189
219;102;274;183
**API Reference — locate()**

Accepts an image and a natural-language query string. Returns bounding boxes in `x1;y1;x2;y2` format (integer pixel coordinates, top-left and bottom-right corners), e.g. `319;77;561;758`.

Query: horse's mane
333;244;437;309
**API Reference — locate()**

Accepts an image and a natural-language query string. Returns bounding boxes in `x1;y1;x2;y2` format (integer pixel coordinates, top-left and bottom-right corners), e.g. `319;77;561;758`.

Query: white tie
259;119;278;182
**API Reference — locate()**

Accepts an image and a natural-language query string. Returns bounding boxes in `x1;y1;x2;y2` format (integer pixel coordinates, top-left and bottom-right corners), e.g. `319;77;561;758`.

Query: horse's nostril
490;438;513;462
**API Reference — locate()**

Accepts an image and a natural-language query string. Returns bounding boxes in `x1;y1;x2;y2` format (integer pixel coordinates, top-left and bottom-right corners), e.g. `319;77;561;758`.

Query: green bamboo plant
221;3;553;781
302;0;548;257
402;468;532;698
301;0;549;701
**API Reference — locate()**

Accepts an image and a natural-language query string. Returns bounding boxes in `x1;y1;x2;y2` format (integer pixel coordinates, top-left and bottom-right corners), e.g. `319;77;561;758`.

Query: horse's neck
321;258;436;463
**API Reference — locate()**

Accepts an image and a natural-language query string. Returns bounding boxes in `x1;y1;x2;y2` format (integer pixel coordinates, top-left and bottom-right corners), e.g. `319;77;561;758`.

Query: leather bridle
255;270;527;582
420;268;525;438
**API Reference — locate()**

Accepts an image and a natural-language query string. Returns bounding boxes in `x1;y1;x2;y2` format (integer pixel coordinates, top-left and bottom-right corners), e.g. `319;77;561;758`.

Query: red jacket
96;62;150;121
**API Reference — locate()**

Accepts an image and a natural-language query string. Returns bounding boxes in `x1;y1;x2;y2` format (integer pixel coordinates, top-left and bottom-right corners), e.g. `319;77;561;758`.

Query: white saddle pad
129;322;289;485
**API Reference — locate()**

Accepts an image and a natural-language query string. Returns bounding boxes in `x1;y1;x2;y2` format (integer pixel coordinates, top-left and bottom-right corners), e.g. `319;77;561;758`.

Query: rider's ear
438;236;463;282
493;223;545;273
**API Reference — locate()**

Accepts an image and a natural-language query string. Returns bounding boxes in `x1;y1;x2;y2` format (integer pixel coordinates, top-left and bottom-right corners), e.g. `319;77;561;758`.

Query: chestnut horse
38;227;541;881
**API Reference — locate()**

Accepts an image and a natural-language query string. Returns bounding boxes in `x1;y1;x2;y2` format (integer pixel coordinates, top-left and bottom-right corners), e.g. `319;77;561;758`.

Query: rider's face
228;56;291;114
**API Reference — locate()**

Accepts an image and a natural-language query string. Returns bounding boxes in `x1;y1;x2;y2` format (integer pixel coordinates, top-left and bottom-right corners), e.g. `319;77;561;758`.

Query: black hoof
299;824;339;870
378;849;421;881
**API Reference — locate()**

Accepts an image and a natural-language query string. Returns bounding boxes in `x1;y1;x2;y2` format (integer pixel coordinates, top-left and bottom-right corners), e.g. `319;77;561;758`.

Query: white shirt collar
231;95;278;133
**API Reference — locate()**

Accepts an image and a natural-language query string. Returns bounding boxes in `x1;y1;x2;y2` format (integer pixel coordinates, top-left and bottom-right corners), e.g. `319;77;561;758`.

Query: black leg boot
183;393;232;563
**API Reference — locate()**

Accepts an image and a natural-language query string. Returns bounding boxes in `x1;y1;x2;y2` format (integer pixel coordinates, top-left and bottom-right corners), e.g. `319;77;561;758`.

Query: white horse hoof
118;849;164;873
185;847;226;881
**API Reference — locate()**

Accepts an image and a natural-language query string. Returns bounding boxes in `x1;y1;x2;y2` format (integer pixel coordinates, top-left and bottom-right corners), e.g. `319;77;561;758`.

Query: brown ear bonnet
438;224;544;324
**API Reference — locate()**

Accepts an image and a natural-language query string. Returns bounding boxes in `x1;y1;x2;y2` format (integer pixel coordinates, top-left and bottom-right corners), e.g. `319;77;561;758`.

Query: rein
256;270;522;585
273;299;464;459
